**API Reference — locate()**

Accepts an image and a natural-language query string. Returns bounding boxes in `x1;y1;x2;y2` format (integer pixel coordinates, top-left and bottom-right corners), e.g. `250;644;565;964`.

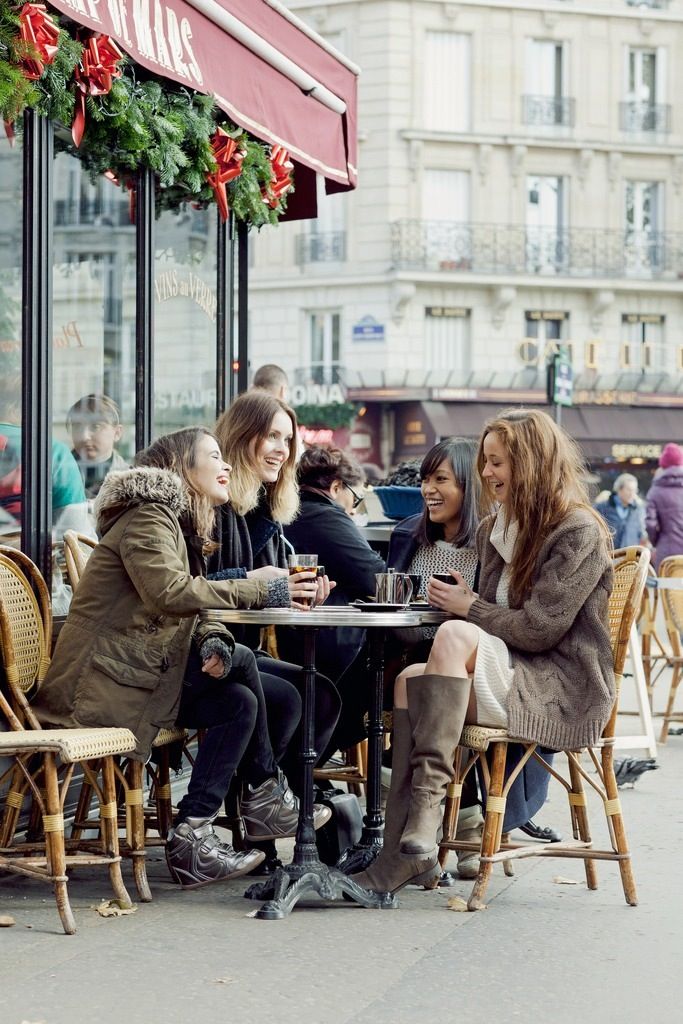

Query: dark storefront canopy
48;0;358;206
394;401;683;460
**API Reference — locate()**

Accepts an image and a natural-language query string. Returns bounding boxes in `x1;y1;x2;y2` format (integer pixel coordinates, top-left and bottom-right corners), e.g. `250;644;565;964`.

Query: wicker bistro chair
638;563;671;707
438;545;650;912
0;550;138;934
62;529;97;590
655;555;683;743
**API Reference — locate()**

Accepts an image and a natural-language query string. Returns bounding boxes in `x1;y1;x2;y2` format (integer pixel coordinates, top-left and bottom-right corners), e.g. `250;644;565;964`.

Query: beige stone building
249;0;683;476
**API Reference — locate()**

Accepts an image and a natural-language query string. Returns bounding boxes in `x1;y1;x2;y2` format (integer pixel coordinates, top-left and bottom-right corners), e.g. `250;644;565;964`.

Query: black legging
175;644;281;823
256;653;341;798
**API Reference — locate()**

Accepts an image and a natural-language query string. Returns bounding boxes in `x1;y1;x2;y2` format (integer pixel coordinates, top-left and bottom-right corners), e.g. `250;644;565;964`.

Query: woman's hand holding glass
247;565;288;581
426;570;477;617
287;570;320;610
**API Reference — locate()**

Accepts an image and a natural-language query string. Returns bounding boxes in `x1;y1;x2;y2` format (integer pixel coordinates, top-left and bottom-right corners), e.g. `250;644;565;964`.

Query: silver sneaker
165;815;265;889
240;770;332;841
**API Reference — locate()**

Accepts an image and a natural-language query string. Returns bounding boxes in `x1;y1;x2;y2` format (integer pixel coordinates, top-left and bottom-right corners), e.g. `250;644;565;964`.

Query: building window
525;176;567;274
421;169;471;269
625;181;662;274
621;48;669;132
424;307;470;379
521;311;570;365
621;314;665;372
523;40;574;127
423;32;471;132
308;311;341;384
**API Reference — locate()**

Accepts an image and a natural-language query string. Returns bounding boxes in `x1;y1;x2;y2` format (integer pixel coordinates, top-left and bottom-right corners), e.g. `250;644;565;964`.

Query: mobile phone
432;573;457;585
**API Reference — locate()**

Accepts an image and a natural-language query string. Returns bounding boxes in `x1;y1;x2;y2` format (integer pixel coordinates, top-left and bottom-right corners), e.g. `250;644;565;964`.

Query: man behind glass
67;393;129;500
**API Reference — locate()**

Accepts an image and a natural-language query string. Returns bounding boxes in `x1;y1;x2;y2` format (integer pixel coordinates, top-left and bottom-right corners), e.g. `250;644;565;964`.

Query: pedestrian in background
645;442;683;568
594;472;647;548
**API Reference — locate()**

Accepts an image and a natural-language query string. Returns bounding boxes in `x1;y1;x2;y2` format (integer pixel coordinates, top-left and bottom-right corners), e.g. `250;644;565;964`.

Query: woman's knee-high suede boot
400;674;470;860
350;709;440;894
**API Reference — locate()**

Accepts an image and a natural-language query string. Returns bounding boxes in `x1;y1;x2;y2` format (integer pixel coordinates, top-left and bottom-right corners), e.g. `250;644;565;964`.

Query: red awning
47;0;358;198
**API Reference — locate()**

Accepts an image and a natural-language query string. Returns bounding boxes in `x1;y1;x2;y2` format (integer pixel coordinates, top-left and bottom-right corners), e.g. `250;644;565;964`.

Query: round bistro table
199;605;422;919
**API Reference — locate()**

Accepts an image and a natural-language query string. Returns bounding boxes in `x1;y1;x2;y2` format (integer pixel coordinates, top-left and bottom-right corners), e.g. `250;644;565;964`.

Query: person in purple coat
645;442;683;569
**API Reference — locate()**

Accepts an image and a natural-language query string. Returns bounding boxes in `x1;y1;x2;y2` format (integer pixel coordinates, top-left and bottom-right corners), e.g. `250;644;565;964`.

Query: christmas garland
0;3;293;225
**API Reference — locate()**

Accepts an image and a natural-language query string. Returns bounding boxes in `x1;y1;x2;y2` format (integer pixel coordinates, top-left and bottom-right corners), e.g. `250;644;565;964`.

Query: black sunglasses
344;482;364;510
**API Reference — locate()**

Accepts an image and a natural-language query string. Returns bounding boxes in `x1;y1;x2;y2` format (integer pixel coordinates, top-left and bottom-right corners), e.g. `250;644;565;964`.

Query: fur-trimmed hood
95;466;188;535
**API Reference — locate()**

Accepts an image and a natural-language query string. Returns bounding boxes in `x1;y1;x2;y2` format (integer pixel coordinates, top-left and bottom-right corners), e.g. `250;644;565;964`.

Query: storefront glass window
0;136;24;551
154;208;217;437
51;153;136;606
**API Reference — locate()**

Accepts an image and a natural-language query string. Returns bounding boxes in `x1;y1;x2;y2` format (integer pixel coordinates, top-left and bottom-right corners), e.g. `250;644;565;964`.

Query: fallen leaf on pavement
91;899;138;917
447;896;477;912
0;915;15;927
552;876;578;885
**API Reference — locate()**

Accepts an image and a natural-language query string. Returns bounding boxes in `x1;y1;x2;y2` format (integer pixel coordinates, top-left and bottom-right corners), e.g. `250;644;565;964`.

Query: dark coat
387;514;422;572
594;493;645;548
33;468;269;760
283;490;386;679
645;466;683;567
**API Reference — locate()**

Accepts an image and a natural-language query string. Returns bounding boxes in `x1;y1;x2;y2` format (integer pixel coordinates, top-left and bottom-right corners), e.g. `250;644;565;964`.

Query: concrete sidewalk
2;732;681;1024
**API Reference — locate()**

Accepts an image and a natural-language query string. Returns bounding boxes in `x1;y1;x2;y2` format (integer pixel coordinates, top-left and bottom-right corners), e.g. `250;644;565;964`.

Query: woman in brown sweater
351;408;614;896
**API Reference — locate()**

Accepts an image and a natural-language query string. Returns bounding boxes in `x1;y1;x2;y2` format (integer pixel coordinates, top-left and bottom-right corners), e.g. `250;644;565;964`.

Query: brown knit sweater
467;509;614;749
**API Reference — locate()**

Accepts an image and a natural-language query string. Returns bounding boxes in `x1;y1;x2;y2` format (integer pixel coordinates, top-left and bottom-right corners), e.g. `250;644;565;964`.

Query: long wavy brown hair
135;427;219;543
214;391;299;523
477;408;610;603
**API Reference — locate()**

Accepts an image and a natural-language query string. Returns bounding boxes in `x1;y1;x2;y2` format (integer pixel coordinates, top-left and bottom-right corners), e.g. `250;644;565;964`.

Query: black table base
244;849;397;918
244;623;397;918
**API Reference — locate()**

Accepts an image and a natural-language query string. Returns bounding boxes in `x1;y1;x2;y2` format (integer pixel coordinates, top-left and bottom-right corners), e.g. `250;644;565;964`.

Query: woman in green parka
33;427;329;889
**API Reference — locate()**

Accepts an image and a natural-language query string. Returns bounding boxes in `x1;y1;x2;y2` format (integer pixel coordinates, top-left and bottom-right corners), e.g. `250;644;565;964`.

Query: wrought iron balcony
626;0;668;8
522;95;575;128
391;219;683;280
295;230;346;265
619;102;671;133
54;198;131;227
293;364;344;386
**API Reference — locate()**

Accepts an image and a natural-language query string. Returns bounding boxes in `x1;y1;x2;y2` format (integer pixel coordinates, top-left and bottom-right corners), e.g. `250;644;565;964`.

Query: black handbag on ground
314;786;364;866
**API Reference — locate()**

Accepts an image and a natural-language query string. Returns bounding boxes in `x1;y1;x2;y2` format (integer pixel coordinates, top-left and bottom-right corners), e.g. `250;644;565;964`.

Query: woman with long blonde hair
352;408;614;896
211;392;341;874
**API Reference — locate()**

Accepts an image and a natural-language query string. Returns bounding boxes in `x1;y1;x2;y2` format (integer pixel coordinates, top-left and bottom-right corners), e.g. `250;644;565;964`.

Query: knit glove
265;576;290;607
198;636;233;679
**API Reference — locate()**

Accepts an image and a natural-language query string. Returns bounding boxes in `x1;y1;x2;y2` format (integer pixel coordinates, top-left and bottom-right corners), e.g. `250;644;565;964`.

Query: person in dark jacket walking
594;473;647;548
645;443;683;568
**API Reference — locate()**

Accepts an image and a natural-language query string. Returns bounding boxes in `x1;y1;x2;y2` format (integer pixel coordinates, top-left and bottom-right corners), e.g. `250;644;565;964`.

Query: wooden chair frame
439;545;650;911
0;549;138;934
654;555;683;743
638;565;671;707
61;530;97;592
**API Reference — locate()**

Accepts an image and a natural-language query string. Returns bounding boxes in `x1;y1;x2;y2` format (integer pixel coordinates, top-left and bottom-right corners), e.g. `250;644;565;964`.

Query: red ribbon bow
72;34;124;147
263;145;294;209
206;128;245;222
18;3;60;80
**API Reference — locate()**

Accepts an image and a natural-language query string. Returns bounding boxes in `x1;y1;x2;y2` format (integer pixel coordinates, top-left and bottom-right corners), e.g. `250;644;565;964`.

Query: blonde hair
214;391;299;523
135;427;218;543
477;408;610;603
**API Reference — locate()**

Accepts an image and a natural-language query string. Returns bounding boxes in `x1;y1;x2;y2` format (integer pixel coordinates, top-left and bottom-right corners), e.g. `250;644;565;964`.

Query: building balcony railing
295;231;346;265
619;101;671;133
522;94;575;128
293;364;344;386
391;220;683;280
54;198;131;227
626;0;668;8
